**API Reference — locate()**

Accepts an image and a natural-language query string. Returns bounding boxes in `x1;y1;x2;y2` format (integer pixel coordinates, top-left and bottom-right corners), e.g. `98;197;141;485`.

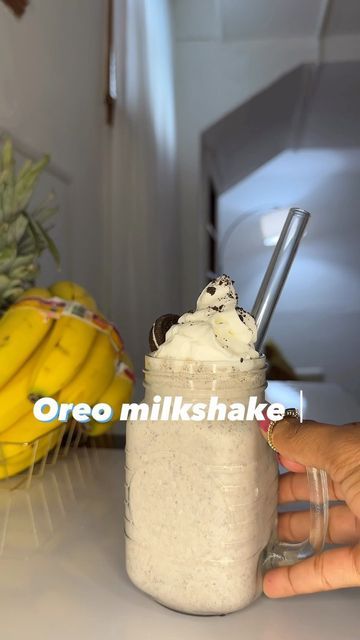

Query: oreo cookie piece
149;314;180;352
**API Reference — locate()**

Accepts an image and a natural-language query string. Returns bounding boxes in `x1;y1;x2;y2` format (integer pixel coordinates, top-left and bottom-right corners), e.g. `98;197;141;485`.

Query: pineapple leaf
35;222;61;268
22;212;42;255
1;139;14;174
0;138;59;310
12;254;36;268
6;213;28;244
0;169;11;186
23;211;60;268
0;246;16;274
2;286;25;301
12;155;50;215
0;274;10;294
2;182;15;220
32;206;57;226
17;159;32;181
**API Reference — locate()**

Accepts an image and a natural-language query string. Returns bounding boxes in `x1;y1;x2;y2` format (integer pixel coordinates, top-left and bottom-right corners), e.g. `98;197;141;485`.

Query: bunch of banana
0;283;83;434
0;280;134;479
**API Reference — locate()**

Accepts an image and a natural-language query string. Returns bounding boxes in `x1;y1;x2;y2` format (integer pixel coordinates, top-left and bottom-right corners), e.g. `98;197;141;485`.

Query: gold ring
267;408;300;452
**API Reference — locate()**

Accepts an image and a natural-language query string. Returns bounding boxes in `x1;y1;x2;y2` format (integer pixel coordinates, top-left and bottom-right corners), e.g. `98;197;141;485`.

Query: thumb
259;414;359;479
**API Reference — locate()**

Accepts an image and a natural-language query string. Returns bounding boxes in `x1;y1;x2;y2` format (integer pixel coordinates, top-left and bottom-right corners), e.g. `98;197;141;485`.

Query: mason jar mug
125;355;328;615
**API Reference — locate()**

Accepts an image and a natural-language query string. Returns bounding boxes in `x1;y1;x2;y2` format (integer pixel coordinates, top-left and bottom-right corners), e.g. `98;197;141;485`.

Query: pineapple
0;138;59;312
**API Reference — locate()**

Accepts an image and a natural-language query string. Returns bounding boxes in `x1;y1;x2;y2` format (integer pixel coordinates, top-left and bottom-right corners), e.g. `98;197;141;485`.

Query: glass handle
264;466;329;569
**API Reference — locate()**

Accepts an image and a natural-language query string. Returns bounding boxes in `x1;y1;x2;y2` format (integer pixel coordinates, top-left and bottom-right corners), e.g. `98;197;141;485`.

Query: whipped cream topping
154;275;258;361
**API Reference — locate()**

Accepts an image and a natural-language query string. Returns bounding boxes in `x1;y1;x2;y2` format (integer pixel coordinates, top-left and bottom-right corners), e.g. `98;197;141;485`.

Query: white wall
0;0;106;303
171;0;318;308
171;1;360;312
99;0;181;399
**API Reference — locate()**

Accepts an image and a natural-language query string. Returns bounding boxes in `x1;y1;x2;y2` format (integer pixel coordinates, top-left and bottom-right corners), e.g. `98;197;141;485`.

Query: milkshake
125;276;278;614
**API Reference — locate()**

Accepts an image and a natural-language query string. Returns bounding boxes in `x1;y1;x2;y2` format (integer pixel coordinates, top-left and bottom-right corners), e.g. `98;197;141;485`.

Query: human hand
258;416;360;597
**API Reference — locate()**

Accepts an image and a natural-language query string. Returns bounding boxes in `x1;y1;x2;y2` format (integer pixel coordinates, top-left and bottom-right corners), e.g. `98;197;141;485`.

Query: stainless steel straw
252;207;310;351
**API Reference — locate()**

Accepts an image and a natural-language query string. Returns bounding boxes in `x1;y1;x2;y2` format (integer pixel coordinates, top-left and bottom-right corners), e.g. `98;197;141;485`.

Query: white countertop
0;382;359;640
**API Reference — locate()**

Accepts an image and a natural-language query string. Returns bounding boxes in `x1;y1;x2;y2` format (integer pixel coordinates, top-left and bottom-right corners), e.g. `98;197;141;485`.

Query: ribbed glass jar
125;355;278;615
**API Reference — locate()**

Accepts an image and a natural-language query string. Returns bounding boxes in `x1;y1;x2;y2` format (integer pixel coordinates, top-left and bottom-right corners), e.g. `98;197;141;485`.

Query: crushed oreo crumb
206;286;216;295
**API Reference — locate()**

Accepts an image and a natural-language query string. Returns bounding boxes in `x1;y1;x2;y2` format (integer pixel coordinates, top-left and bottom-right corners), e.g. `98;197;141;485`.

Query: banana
28;281;98;399
28;318;97;400
0;287;53;388
50;280;97;311
0;342;48;433
0;411;61;479
58;331;117;406
86;355;134;437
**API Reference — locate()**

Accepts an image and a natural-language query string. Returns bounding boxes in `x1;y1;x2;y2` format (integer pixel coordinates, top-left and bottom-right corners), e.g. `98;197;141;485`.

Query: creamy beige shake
125;276;278;614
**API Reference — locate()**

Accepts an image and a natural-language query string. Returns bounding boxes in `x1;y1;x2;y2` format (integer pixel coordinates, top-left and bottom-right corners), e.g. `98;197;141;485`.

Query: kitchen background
1;0;359;405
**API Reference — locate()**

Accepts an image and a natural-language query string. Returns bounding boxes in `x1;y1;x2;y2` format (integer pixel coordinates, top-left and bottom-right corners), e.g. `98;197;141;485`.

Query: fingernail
258;416;271;433
258;405;271;434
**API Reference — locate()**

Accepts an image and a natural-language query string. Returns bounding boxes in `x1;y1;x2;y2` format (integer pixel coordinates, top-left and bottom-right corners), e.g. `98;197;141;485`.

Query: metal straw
252;207;310;351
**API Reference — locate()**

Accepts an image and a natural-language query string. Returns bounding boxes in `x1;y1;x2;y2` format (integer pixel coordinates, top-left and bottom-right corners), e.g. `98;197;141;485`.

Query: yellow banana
0;411;61;479
28;317;97;399
86;355;134;437
0;341;49;433
58;331;117;406
50;280;97;311
0;287;53;388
